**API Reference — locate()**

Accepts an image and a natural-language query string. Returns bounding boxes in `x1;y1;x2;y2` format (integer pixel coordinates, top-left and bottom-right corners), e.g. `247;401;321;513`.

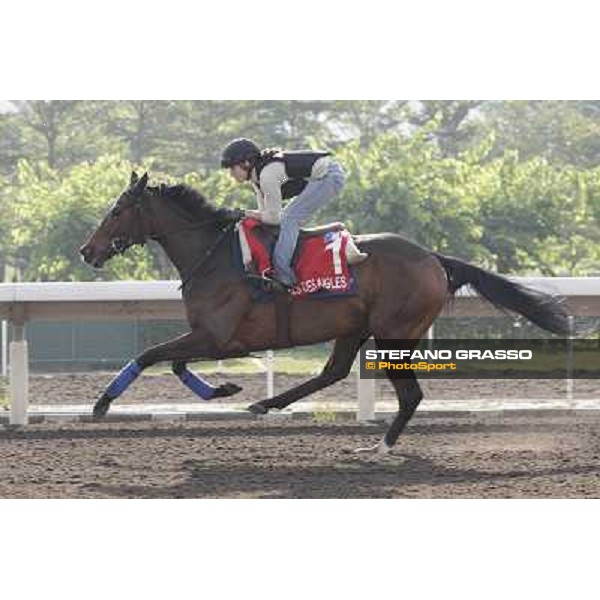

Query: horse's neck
158;227;221;280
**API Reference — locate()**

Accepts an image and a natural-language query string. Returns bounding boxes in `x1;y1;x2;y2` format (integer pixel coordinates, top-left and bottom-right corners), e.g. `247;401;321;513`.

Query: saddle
237;217;367;294
248;221;347;263
237;217;368;348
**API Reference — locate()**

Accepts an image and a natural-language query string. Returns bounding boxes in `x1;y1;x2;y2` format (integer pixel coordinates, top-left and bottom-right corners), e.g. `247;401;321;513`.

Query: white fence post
566;315;574;407
266;350;274;398
356;347;375;421
9;324;28;426
427;324;435;351
216;359;224;385
1;320;7;377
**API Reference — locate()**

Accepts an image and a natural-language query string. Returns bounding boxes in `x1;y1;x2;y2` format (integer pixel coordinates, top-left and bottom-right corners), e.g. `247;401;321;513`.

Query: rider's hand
245;209;262;220
229;207;246;220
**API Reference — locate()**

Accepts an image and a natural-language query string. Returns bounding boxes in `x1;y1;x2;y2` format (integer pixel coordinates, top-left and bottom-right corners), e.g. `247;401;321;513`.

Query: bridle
108;192;148;257
108;187;238;291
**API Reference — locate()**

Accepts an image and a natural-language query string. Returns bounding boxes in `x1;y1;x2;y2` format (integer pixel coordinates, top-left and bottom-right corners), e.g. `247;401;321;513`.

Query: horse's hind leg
93;330;241;418
355;367;423;455
382;370;423;448
355;331;428;454
248;329;369;414
355;258;447;454
172;362;242;399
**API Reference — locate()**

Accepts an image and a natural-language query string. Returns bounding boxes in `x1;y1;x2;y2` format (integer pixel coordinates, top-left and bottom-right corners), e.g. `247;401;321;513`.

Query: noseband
107;192;148;257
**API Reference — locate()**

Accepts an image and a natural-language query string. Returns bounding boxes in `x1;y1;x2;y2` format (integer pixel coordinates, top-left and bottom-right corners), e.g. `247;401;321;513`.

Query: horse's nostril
80;246;92;260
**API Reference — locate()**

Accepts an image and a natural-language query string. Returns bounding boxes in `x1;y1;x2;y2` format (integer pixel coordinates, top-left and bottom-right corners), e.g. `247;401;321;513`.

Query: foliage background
1;100;598;282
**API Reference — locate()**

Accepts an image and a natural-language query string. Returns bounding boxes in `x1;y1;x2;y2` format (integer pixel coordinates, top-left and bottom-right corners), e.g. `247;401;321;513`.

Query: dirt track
2;373;599;498
2;412;600;498
17;372;600;406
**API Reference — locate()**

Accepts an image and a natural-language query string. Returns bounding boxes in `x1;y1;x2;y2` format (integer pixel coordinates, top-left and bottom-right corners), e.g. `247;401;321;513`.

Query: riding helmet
220;138;261;168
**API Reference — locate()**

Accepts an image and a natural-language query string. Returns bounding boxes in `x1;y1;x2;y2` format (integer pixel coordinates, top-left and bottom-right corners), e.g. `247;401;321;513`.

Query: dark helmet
220;138;261;168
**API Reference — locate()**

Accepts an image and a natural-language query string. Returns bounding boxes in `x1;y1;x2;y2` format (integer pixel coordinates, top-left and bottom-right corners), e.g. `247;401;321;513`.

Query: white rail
1;278;599;425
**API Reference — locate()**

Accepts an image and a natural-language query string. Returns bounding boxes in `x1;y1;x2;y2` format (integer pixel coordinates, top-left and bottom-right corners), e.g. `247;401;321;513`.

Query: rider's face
230;162;250;183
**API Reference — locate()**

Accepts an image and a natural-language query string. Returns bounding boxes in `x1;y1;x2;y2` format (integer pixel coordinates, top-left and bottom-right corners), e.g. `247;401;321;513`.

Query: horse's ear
130;171;139;186
131;172;149;195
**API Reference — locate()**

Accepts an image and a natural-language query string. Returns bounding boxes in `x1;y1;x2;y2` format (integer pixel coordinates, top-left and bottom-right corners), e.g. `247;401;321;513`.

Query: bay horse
80;172;571;454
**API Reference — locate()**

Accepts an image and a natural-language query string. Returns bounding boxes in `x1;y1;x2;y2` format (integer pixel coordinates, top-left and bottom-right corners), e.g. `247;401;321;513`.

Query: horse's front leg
171;361;242;399
93;330;241;418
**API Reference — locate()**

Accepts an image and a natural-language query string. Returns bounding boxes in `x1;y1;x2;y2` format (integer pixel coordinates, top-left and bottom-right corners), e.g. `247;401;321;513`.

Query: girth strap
274;290;292;348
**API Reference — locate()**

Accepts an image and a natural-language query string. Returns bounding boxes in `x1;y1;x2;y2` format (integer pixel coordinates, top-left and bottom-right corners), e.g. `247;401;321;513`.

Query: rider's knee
330;163;346;194
279;211;301;228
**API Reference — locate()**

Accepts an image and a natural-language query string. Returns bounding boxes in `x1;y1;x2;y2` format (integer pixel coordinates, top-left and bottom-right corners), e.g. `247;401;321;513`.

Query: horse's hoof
354;439;392;455
247;402;268;415
93;395;112;418
212;382;243;398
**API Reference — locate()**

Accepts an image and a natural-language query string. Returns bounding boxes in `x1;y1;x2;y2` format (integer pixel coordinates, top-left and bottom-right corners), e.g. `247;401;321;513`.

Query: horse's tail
433;253;571;335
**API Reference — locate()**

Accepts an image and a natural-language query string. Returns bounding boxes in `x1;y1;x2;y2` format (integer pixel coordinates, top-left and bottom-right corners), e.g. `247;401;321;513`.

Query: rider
220;138;345;288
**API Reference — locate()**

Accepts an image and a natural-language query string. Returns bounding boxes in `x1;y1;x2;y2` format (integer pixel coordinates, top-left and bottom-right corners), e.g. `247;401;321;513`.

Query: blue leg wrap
176;367;216;400
105;360;142;399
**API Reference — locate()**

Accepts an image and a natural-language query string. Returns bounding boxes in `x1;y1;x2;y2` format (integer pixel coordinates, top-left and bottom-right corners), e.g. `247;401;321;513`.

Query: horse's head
80;171;152;268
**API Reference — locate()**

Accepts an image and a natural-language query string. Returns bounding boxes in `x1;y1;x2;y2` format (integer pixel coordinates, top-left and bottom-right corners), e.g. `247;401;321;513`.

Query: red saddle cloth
239;217;356;298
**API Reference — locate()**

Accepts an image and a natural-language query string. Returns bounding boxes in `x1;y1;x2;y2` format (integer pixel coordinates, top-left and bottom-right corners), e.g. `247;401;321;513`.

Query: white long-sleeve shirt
249;156;330;225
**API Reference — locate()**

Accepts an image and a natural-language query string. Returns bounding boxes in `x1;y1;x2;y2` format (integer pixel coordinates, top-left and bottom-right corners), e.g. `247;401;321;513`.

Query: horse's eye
111;206;121;218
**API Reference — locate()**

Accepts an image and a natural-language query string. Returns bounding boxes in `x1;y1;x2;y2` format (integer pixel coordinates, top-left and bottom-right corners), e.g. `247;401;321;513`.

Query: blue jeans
273;162;345;285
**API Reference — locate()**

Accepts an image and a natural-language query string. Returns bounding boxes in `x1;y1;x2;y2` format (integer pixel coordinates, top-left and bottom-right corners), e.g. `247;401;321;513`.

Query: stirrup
245;272;291;294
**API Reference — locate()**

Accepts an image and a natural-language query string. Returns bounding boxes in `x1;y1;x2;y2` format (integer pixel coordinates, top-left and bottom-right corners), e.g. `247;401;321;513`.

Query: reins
113;188;239;292
178;221;236;292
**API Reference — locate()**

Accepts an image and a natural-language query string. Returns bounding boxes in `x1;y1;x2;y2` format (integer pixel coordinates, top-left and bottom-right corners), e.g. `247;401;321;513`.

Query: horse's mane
151;183;233;224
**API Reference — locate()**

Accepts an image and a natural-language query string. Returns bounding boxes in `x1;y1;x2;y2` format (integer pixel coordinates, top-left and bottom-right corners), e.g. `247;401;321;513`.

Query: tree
14;101;81;168
2;101;599;281
408;100;485;156
0;113;26;176
8;157;159;281
9;101;121;171
480;101;600;167
319;127;493;263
